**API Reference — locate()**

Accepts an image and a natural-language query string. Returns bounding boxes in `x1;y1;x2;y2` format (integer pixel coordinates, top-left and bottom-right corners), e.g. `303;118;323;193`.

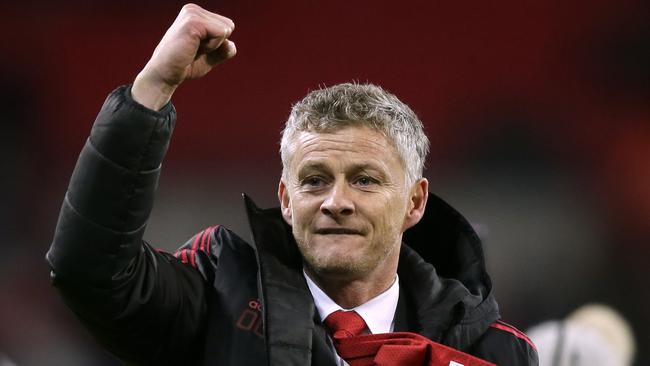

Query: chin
297;235;378;276
309;261;367;280
305;249;374;279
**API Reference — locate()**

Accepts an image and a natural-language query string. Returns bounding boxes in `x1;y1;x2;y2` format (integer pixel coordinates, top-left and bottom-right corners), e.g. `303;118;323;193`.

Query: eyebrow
296;161;331;178
297;161;387;178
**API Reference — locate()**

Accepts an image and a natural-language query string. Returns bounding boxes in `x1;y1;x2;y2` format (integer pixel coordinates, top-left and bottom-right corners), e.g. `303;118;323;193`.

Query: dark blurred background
0;0;648;365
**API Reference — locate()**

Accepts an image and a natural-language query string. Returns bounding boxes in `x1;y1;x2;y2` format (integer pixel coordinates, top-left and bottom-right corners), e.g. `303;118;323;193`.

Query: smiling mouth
315;228;363;235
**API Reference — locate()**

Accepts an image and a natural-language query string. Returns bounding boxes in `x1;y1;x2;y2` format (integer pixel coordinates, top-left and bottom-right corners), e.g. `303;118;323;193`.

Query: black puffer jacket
47;85;538;365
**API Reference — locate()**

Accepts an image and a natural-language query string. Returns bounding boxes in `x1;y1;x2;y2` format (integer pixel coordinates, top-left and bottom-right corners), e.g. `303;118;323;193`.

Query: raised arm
46;5;235;364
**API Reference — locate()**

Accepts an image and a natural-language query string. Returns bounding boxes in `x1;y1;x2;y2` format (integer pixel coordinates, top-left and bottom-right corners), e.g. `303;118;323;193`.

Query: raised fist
132;4;236;110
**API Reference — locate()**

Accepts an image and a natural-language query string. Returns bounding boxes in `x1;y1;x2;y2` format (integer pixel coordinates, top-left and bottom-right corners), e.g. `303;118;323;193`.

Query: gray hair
280;82;429;185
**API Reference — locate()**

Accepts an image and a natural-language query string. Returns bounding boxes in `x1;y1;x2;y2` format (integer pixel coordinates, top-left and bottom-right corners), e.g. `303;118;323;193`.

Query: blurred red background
0;0;648;364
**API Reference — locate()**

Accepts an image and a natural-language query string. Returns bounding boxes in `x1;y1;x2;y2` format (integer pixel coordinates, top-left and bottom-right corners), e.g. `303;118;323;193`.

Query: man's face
278;126;427;281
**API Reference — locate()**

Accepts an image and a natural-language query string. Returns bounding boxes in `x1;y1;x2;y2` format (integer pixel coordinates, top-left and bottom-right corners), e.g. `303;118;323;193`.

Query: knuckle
178;15;204;38
181;3;200;12
181;14;202;29
222;16;235;28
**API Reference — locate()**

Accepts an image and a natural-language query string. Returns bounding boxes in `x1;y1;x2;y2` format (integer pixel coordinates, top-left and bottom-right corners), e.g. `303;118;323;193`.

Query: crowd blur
528;304;636;365
0;0;648;364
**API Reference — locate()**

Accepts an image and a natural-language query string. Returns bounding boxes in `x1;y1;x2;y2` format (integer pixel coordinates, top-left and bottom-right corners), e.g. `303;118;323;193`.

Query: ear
402;178;429;232
278;179;293;225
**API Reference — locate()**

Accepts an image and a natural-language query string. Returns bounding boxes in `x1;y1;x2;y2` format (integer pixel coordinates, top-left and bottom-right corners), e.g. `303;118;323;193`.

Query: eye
302;176;326;187
354;176;378;187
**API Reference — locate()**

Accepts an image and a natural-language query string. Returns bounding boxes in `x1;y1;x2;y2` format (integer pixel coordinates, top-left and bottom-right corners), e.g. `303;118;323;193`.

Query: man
47;4;537;365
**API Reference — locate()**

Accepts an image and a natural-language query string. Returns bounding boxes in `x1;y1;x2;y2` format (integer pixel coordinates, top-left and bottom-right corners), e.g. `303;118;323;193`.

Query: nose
320;181;355;218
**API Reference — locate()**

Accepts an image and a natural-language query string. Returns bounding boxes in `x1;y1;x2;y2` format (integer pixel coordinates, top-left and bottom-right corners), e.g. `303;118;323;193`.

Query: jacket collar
400;193;499;349
403;193;492;299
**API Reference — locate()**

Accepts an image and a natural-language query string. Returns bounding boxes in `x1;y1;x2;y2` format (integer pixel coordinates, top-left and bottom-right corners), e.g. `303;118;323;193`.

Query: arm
470;321;539;365
46;4;236;364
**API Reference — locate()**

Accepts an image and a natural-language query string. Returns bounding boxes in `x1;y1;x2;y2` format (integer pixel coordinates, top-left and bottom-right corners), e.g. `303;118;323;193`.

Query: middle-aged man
47;4;538;366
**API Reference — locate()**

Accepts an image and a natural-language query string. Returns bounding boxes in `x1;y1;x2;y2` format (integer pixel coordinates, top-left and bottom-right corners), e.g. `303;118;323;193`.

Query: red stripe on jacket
173;226;219;268
489;320;537;350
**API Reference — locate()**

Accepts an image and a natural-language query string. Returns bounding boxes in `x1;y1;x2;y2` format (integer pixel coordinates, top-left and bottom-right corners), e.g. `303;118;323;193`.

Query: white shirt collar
303;271;400;334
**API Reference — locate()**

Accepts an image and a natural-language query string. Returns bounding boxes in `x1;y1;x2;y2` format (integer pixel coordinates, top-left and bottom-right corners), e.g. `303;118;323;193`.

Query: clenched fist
132;4;236;110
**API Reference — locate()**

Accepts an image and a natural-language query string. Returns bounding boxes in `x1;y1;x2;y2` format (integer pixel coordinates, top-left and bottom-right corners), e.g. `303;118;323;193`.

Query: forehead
289;126;403;172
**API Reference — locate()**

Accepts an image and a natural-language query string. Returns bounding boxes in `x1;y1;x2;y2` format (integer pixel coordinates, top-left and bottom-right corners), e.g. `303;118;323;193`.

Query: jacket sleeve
46;85;207;365
470;321;539;365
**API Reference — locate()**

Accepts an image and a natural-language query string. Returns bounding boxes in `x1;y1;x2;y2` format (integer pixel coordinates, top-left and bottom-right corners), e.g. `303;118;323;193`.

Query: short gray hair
280;82;429;185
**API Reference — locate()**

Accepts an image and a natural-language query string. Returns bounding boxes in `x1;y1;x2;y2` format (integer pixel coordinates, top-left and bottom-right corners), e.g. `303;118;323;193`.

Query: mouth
314;228;363;235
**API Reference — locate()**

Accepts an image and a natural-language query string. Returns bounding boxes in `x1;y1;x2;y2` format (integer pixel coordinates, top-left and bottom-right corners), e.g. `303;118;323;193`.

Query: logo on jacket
236;298;264;338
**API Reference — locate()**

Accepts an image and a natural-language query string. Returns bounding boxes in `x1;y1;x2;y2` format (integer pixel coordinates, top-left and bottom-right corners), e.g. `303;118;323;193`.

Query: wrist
131;71;178;111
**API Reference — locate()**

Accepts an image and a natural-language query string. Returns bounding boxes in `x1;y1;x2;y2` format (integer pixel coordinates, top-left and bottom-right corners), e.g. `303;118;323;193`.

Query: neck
305;256;399;309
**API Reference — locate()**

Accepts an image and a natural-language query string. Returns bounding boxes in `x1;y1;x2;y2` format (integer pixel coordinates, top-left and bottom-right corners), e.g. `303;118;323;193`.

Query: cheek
373;197;409;235
290;195;319;229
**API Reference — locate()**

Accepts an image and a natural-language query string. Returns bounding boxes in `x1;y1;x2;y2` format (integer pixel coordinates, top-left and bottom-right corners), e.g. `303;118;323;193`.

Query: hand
132;3;236;110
